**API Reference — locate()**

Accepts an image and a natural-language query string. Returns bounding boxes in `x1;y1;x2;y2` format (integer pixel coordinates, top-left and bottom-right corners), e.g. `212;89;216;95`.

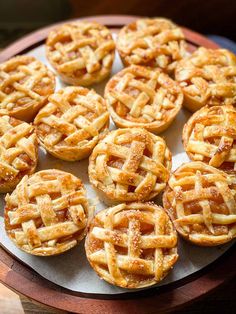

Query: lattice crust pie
0;55;55;122
89;128;172;204
46;22;115;86
34;86;109;161
105;65;183;133
183;105;236;170
116;18;187;73
4;169;92;256
163;162;236;246
0;116;38;193
175;47;236;112
85;202;178;289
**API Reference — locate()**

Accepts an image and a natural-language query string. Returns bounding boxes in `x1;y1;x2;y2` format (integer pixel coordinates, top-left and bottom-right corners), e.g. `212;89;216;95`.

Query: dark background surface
0;0;236;47
0;0;235;313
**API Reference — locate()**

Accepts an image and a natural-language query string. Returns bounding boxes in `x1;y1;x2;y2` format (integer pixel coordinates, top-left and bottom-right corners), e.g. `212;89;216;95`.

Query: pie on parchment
183;105;236;170
34;86;109;161
0;115;38;193
4;169;92;256
163;161;236;246
46;21;115;86
0;55;55;121
116;18;187;73
175;47;236;112
88;128;172;204
104;65;183;133
85;202;178;288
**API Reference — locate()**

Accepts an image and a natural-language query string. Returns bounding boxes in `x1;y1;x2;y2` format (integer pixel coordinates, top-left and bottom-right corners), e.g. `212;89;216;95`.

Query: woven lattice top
89;128;172;203
0;115;38;193
175;47;236;111
183;105;236;169
46;22;115;85
105;65;183;133
85;202;178;288
117;18;187;72
34;86;109;161
0;55;55;120
163;161;236;246
5;169;91;256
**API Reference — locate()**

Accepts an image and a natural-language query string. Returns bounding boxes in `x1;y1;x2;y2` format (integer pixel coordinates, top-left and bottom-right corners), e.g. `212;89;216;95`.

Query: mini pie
4;169;92;256
89;128;172;204
183;105;236;170
0;55;55;121
0;116;38;193
34;86;109;161
163;161;236;246
46;21;115;86
104;65;183;133
175;47;236;112
85;202;178;289
116;18;187;73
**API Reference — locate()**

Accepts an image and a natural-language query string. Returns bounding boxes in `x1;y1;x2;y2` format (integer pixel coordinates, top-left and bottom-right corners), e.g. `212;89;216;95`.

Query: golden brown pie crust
175;47;236;112
163;161;236;246
0;55;55;122
46;21;115;86
34;86;109;161
89;128;172;204
105;65;183;133
4;169;92;256
0;116;38;193
116;18;187;73
183;105;236;170
85;202;178;288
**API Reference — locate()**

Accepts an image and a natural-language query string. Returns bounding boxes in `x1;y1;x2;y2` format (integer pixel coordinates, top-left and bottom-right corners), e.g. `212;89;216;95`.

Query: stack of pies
1;17;236;290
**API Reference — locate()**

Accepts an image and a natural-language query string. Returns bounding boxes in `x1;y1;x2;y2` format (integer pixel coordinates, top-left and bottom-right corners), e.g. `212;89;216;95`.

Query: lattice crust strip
183;105;236;170
46;22;115;86
0;115;38;193
117;18;187;72
163;161;236;246
34;86;109;161
0;55;55;120
4;169;92;256
175;47;236;112
105;65;183;133
85;202;178;288
89;128;172;204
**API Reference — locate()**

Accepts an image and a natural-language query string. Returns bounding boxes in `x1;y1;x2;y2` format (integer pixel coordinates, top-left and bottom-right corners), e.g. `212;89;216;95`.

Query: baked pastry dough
105;65;183;133
183;105;236;169
0;55;55;121
175;47;236;112
163;161;236;246
34;86;109;161
0;116;38;193
85;202;178;288
89;128;172;204
46;21;115;86
117;18;187;73
4;169;92;256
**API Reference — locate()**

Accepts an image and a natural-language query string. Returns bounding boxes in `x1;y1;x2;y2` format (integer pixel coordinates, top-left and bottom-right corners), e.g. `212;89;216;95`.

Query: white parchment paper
0;40;234;295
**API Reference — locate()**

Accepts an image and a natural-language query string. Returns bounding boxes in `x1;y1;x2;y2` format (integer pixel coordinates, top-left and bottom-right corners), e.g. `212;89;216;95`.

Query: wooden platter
0;15;235;314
